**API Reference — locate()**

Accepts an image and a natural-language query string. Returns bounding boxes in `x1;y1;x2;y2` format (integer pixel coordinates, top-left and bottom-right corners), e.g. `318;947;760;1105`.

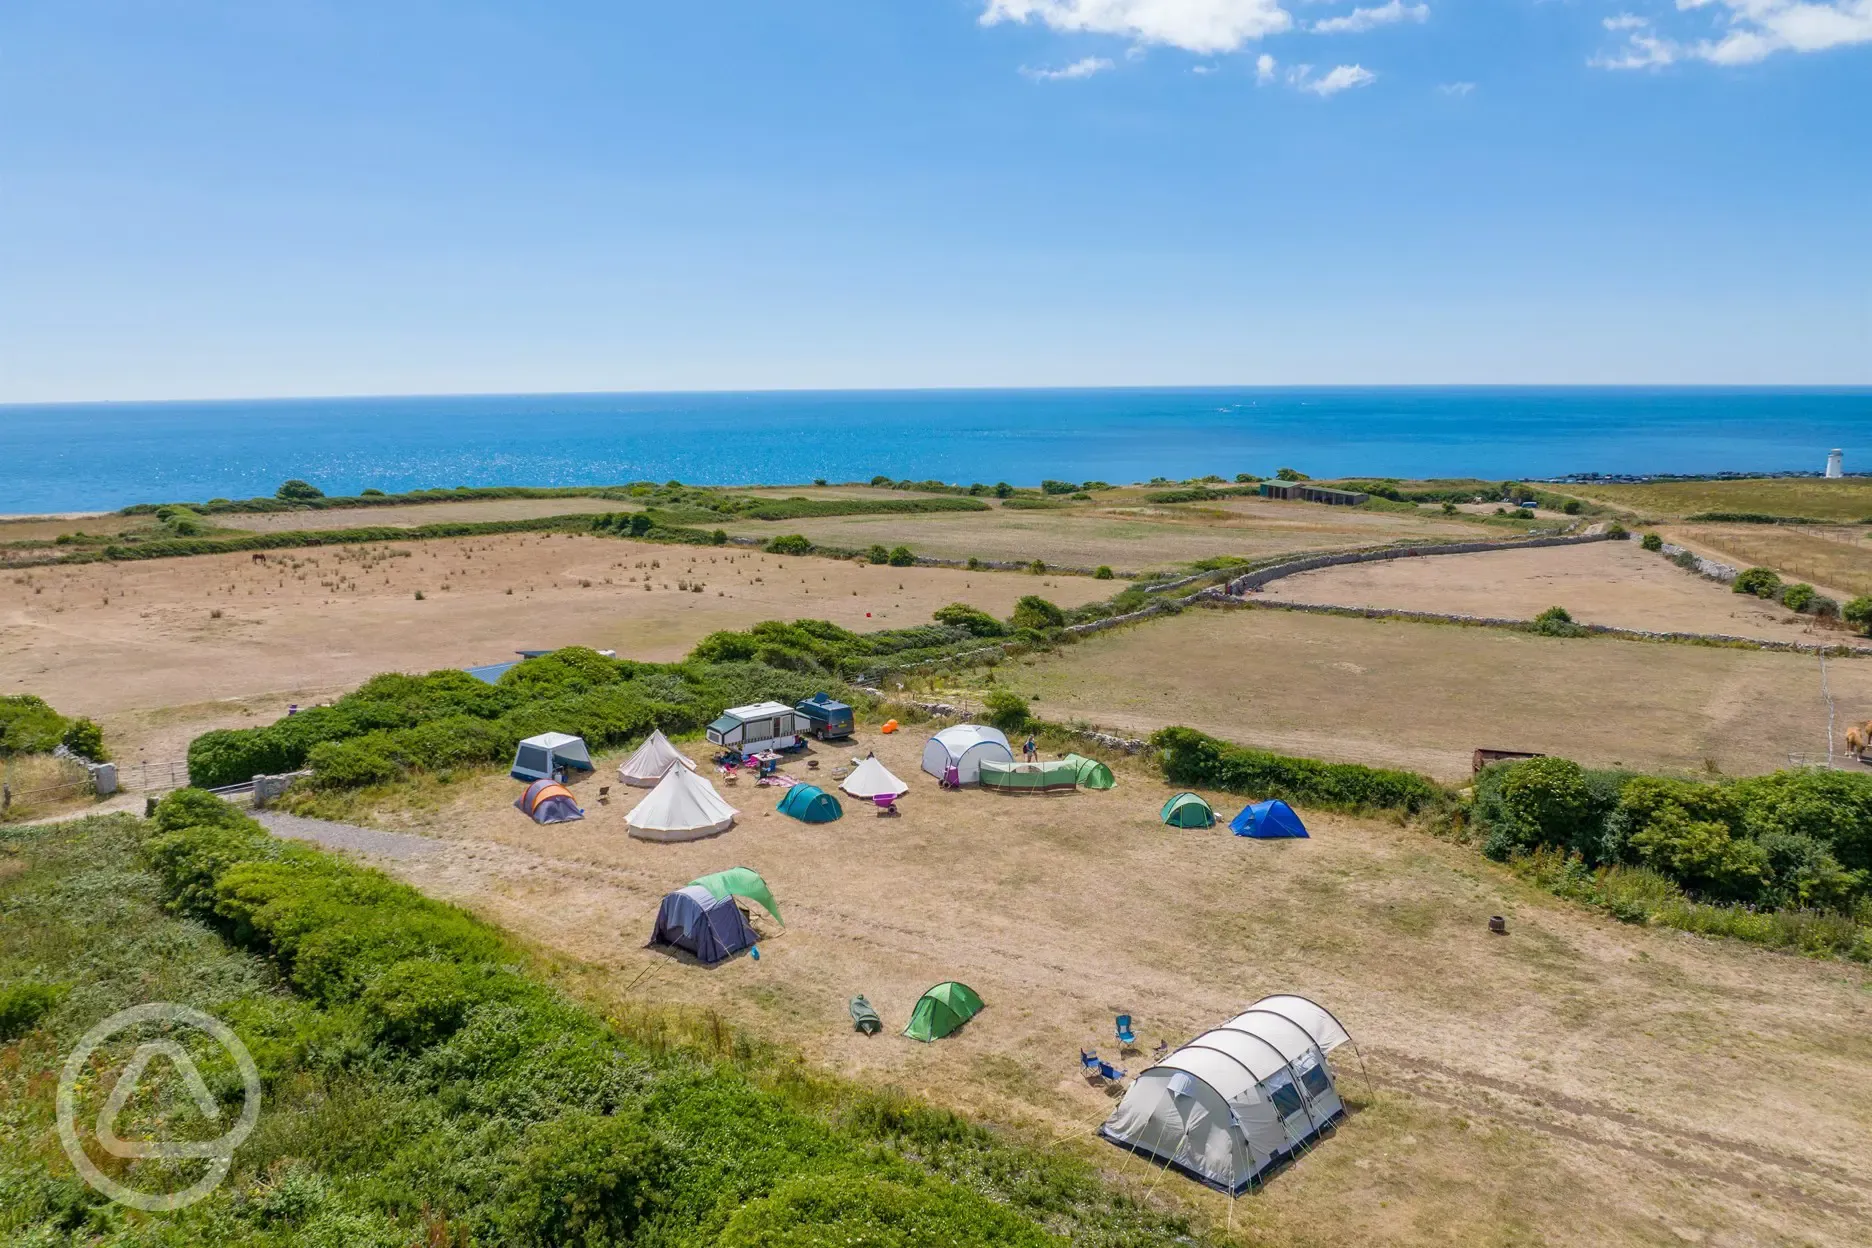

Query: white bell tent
626;763;739;842
617;729;698;787
839;756;910;799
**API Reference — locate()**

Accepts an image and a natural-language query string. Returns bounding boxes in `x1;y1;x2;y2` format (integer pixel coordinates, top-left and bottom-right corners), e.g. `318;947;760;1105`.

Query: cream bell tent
1100;995;1354;1193
839;756;910;800
920;724;1013;785
618;729;697;787
626;763;739;842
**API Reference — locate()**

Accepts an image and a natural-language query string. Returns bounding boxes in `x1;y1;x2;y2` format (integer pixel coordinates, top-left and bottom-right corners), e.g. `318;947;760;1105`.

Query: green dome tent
1160;791;1215;828
903;981;984;1042
776;783;842;823
1061;753;1115;790
688;867;783;923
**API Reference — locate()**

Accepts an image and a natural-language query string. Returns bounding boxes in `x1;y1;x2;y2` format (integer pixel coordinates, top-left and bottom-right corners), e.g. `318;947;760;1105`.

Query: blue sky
0;0;1866;400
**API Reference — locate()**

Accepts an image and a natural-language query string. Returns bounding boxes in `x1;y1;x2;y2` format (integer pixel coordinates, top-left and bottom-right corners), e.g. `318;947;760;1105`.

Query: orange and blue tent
515;778;584;824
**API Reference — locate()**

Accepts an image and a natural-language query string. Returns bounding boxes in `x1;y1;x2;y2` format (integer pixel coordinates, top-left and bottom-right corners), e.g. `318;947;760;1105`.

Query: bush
1640;533;1663;552
718;1174;1054;1248
1845;595;1872;635
1562;500;1582;515
0;981;68;1041
768;535;813;556
1010;595;1064;631
60;717;107;761
1093;565;1114;580
1152;726;1444;815
992;482;1013;499
1810;594;1840;619
981;690;1030;733
1733;566;1782;599
1605;522;1628;539
1039;479;1078;495
306;737;403;788
931;604;1006;638
887;545;914;567
1474;757;1599;861
1780;582;1816;613
0;694;73;756
497;1112;672;1247
1275;467;1306;481
275;479;324;501
1529;606;1589;638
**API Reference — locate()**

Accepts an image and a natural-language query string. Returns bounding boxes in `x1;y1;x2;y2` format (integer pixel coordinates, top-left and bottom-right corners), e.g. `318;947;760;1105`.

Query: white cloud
1192;62;1218;73
1437;80;1476;94
1593;0;1872;69
1021;55;1116;79
980;0;1293;54
1301;63;1377;93
1312;2;1429;34
1256;51;1278;82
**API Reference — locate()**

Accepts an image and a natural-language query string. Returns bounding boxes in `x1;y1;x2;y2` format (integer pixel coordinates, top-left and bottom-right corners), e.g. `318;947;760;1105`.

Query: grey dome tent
649;885;758;965
1100;995;1354;1193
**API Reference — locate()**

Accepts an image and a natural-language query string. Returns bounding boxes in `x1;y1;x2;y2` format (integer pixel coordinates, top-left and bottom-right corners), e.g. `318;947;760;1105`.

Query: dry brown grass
0;513;139;542
0;533;1109;718
1565;478;1872;523
1662;524;1872;599
1005;607;1872;780
715;498;1485;572
219;496;637;532
335;728;1872;1248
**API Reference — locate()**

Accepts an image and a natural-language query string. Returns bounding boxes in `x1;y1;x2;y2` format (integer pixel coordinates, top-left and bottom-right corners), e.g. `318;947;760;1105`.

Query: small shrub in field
1845;595;1872;635
1641;533;1663;552
1028;559;1046;574
769;534;813;556
1563;499;1582;515
1780;582;1816;613
1733;566;1782;599
1673;548;1699;570
887;545;915;567
966;556;983;570
413;589;425;600
1441;501;1458;515
1529;606;1589;637
1010;595;1064;631
1093;565;1114;580
60;717;107;761
1605;522;1628;539
932;604;1006;637
0;982;68;1041
275;478;324;501
868;544;890;565
982;690;1030;733
1810;594;1840;619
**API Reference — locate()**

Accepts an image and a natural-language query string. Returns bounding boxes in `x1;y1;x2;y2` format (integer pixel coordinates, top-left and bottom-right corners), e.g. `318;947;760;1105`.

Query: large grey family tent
617;729;697;787
1160;792;1215;828
1231;799;1309;839
903;981;984;1042
510;732;593;782
514;779;583;824
839;757;909;800
777;783;842;823
979;758;1080;795
688;866;782;923
920;724;1013;785
1100;995;1354;1193
1062;753;1115;789
627;763;739;842
649;885;757;965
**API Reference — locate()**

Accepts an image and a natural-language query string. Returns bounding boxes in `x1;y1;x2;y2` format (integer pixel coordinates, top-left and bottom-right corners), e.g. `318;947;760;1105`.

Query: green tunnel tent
978;758;1080;794
776;783;842;823
689;866;782;923
1061;753;1115;789
1160;791;1215;828
904;981;984;1042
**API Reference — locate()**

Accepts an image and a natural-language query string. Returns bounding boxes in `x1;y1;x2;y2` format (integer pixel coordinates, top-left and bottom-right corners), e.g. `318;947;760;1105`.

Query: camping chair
1080;1048;1101;1072
850;995;882;1035
597;785;610;805
1097;1060;1126;1083
1115;1015;1136;1047
1151;1039;1170;1061
758;758;779;779
873;794;900;817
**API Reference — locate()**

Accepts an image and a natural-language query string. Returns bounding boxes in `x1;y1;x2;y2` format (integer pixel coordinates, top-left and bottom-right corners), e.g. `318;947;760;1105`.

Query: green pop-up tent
689;867;782;924
903;981;984;1042
1160;792;1215;828
1061;753;1115;790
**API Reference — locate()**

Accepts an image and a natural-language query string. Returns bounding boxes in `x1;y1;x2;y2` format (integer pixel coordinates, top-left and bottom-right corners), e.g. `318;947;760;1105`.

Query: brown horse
1848;723;1870;759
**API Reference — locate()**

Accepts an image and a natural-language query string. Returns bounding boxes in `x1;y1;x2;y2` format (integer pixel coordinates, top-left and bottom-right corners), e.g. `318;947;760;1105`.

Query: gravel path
254;811;441;860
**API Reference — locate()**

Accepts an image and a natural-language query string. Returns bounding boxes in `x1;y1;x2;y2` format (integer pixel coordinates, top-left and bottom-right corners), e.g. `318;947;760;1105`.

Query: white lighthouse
1825;449;1844;479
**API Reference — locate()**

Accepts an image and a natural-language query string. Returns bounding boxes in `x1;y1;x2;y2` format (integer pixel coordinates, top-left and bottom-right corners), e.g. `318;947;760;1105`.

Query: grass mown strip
0;806;1194;1246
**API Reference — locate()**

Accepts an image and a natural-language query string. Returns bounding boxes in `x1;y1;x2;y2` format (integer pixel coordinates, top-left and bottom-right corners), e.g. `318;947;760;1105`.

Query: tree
1275;467;1307;481
992;482;1014;499
1011;595;1064;631
275;479;323;502
1845;595;1872;635
982;689;1030;733
1040;479;1077;495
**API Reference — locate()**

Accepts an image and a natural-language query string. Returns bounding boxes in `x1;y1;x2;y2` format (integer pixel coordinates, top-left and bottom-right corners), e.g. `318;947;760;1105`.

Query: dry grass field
215;495;636;532
1001;608;1872;780
0;513;139;542
316;730;1872;1248
0;532;1106;723
1564;478;1872;523
1260;539;1828;642
717;497;1485;572
1661;524;1872;600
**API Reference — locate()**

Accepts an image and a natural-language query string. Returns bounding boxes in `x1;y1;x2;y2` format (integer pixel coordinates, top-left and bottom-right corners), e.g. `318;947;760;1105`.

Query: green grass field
1563;478;1872;522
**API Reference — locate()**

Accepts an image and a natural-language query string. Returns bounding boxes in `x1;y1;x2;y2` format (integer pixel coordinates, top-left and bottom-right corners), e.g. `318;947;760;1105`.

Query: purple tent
650;885;758;965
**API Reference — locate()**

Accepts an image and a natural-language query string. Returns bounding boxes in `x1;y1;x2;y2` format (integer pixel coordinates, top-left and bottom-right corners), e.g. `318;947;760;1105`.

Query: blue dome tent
650;885;758;965
1230;799;1309;839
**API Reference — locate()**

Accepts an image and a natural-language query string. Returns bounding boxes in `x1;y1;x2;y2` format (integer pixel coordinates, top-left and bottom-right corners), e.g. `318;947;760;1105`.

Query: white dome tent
919;724;1013;785
1100;995;1359;1193
617;729;697;787
626;763;739;842
839;756;910;800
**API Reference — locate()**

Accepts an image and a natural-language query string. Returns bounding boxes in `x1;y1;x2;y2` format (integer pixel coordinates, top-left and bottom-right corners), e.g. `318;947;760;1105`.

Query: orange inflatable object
880;719;899;734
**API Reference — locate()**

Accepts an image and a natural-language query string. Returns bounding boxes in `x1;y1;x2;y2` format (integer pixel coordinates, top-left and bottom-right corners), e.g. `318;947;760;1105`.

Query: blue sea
2;387;1867;514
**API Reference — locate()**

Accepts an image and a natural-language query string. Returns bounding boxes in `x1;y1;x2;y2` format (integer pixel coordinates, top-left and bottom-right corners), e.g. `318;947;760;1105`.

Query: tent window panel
1299;1059;1332;1099
1265;1072;1303;1119
517;746;549;771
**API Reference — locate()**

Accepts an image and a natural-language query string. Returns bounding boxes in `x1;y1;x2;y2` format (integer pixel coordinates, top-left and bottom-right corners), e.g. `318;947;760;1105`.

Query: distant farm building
1258;482;1369;506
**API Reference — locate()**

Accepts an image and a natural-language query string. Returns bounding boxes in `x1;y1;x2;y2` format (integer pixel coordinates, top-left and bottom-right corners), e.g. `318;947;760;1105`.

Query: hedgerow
1151;726;1446;815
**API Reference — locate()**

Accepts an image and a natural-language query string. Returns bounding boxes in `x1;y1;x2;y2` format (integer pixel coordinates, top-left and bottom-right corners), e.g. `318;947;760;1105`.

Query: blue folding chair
1115;1014;1136;1046
1097;1060;1126;1083
1080;1048;1101;1072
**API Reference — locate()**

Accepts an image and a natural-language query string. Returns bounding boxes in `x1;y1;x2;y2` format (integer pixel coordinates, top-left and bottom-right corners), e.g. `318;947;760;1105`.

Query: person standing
1023;734;1037;763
